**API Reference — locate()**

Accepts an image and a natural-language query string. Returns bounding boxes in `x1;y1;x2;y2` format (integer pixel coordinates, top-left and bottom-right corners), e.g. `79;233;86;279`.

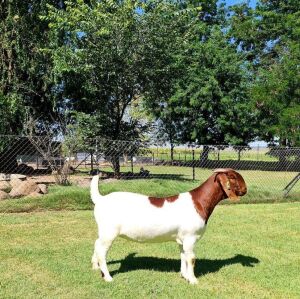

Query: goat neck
190;175;225;223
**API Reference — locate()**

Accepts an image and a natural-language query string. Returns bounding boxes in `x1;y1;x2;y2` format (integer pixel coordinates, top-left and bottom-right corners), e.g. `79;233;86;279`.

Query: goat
90;168;247;284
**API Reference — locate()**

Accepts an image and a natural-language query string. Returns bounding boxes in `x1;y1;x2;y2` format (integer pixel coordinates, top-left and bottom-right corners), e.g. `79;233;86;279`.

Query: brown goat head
214;168;247;202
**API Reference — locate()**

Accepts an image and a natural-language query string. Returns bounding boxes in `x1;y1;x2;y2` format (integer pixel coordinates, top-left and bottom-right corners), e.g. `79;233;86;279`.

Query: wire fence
0;135;299;201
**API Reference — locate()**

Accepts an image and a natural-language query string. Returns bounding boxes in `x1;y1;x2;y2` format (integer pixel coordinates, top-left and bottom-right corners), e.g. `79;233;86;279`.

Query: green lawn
147;147;279;162
98;166;300;200
1;202;299;298
0;168;299;214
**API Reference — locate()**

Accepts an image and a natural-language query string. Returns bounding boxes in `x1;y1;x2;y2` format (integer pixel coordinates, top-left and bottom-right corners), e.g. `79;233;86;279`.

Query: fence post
131;155;134;173
90;151;94;173
95;138;99;174
192;149;195;180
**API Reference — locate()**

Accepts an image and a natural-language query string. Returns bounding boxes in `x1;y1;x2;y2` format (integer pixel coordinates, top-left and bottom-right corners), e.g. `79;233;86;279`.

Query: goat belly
119;226;179;243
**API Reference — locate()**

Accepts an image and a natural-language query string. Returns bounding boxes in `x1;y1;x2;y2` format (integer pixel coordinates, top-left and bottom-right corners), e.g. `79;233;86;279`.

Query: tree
171;25;258;163
45;0;149;139
141;1;258;164
0;1;66;135
140;1;200;160
251;45;300;146
44;0;154;174
229;0;300;146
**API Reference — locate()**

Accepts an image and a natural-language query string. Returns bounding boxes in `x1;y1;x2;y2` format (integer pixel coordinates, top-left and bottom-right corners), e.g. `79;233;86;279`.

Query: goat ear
217;173;240;202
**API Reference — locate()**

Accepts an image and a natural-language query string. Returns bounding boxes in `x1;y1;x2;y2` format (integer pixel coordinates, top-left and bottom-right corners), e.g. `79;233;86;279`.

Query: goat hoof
189;278;198;285
104;276;113;282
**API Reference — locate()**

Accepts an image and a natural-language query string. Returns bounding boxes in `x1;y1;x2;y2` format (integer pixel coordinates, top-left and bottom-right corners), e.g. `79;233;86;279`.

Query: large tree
0;0;66;135
44;0;150;141
229;0;300;146
142;1;258;161
175;25;258;161
44;0;157;174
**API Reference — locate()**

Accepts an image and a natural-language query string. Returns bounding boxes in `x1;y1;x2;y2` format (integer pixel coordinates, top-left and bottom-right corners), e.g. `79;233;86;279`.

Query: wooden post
192;149;195;180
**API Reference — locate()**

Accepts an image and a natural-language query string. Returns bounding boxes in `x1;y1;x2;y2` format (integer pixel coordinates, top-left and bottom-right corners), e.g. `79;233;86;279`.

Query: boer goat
91;168;247;284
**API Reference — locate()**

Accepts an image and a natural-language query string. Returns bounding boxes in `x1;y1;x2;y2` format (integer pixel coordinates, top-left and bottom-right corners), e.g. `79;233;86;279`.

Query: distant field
0;203;299;298
146;147;279;162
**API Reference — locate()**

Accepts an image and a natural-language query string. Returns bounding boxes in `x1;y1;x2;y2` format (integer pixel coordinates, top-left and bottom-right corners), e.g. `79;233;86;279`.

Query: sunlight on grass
0;203;299;298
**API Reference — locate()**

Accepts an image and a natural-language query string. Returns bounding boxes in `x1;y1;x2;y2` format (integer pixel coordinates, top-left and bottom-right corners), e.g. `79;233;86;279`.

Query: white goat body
91;169;247;284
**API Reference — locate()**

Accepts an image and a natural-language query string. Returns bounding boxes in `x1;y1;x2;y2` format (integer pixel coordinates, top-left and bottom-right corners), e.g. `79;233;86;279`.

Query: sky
224;0;257;8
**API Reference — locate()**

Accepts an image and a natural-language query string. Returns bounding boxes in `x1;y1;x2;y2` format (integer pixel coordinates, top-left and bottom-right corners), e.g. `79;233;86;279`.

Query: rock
31;176;56;184
9;180;41;198
27;191;43;198
38;184;48;194
0;190;10;200
0;181;11;192
10;178;23;189
10;174;27;180
0;173;9;181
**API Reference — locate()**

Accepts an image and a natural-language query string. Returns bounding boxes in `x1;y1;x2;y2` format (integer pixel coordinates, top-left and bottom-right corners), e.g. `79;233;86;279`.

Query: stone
38;184;48;194
9;180;41;198
10;178;23;189
0;191;10;200
0;173;9;181
27;191;43;198
10;174;27;180
0;181;11;192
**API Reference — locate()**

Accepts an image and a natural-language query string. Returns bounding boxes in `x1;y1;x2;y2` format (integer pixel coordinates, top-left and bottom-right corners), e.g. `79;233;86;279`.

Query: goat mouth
228;195;240;202
238;189;247;196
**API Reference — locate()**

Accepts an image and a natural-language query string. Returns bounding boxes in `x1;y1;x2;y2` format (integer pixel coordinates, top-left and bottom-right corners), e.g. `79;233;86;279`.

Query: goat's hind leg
93;236;115;282
91;250;100;270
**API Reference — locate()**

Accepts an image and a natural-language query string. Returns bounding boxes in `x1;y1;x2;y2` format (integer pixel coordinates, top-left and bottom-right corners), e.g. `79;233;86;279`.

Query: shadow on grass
108;253;260;277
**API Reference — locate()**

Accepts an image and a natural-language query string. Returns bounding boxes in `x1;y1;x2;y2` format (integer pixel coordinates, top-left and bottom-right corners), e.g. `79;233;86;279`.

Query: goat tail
91;175;102;204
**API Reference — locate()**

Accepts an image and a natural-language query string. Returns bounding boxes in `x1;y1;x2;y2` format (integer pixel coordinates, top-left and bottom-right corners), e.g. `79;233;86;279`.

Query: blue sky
224;0;257;8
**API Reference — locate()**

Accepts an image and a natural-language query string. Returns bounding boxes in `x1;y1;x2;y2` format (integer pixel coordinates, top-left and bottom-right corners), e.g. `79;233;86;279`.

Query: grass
0;202;299;298
147;147;279;162
0;168;299;213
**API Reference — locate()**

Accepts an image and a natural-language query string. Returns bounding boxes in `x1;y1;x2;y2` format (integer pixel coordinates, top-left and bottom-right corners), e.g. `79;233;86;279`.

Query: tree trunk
200;145;209;167
238;149;241;161
111;155;120;177
170;143;174;165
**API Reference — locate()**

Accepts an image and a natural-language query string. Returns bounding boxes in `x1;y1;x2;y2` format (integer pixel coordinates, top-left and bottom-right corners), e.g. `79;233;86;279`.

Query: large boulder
9;180;41;198
0;191;10;200
0;173;9;181
38;184;48;194
0;181;11;192
27;191;43;198
10;178;23;189
10;174;27;180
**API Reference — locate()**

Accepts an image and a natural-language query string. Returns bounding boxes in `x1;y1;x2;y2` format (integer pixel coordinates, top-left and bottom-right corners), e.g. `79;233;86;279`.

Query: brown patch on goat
190;169;247;223
148;195;179;208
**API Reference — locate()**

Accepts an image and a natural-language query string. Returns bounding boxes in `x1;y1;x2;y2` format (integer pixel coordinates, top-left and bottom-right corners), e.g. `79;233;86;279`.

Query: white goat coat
91;176;206;244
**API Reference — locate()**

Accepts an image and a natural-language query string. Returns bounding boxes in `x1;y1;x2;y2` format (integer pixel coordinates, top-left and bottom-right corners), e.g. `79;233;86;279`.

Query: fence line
0;135;299;200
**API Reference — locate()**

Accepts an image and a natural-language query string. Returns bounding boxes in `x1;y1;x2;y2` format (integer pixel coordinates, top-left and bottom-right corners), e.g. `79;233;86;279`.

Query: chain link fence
0;135;299;202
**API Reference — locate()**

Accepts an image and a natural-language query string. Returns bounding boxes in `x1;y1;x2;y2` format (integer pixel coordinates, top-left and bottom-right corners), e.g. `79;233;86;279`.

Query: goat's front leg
182;237;198;284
